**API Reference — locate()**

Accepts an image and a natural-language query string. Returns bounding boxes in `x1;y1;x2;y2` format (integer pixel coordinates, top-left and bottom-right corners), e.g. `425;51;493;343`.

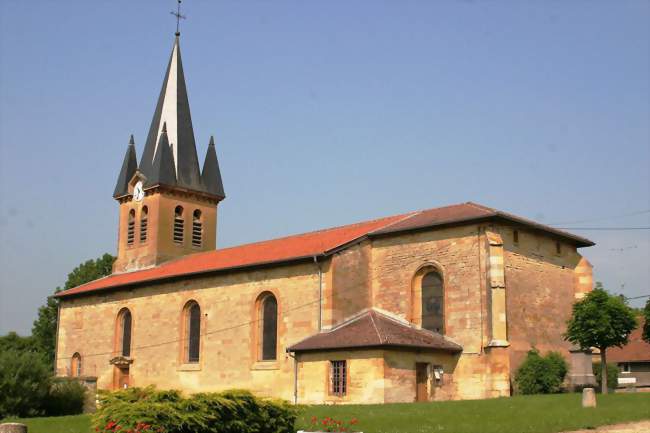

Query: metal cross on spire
170;0;186;36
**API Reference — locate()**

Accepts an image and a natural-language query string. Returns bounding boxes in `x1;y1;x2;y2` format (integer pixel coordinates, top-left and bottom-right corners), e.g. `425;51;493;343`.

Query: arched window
421;271;444;333
173;206;184;244
117;308;132;357
127;209;136;245
183;301;201;363
259;294;278;361
140;206;148;243
192;210;202;247
71;352;82;377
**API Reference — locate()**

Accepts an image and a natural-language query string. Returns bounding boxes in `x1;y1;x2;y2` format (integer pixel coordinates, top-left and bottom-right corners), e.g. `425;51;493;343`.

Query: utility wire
548;209;650;226
555;227;650;231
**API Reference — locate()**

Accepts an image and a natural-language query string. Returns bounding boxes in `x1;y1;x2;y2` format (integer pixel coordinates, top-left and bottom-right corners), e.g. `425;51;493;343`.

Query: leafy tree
643;299;650;343
0;332;39;354
564;283;638;394
0;350;51;418
31;253;115;368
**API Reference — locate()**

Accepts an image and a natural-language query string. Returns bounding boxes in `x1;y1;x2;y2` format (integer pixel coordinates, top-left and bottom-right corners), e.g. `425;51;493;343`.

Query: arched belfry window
140;206;148;243
117;308;132;357
173;206;184;244
192;210;202;247
421;270;444;333
183;301;201;363
71;352;82;377
258;294;278;361
127;209;136;245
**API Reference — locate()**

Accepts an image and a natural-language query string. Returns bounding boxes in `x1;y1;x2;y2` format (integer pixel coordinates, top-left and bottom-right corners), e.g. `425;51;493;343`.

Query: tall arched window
183;301;201;363
127;209;136;245
192;209;202;247
140;206;148;243
71;352;82;377
117;308;132;357
421;271;444;333
173;206;184;244
259;294;278;361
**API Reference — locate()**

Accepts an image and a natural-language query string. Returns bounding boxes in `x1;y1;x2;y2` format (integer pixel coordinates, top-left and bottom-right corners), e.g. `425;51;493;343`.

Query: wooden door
117;366;130;389
416;363;429;402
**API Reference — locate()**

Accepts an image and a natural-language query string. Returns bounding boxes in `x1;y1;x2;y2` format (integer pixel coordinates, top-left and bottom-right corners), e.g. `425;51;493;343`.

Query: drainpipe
287;351;298;404
54;302;61;374
313;256;322;331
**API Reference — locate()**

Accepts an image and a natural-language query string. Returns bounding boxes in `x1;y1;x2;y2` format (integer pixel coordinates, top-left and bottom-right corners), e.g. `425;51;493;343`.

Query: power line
624;294;650;300
555;227;650;231
548;209;650;226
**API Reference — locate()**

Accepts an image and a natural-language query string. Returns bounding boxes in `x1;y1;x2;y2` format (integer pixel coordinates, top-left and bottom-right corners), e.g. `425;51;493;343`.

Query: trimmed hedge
593;362;619;392
514;349;568;395
44;378;87;416
93;387;296;433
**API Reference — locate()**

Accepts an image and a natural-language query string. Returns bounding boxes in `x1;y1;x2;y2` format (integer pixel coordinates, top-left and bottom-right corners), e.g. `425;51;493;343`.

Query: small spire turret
113;135;138;198
201;135;225;198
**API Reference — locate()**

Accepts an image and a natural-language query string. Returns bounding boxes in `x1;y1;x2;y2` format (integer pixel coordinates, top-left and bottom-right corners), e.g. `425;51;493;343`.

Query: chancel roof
56;202;594;299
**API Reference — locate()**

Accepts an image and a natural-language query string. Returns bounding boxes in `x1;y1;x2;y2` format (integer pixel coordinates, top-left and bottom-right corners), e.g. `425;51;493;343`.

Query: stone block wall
56;262;320;402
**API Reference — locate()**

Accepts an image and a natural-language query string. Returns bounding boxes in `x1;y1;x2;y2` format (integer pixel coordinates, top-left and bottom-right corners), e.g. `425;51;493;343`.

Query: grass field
4;393;650;433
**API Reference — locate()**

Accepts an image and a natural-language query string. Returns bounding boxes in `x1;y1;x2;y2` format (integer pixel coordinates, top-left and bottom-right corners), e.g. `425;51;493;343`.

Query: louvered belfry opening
173;206;184;244
192;209;202;247
127;209;136;245
139;206;148;243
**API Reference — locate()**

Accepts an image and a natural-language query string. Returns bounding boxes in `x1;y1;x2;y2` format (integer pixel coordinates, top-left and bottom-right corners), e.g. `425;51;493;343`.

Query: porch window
330;360;347;396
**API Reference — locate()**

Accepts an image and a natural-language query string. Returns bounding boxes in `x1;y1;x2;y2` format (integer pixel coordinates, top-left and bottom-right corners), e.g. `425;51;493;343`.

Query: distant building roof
288;309;463;353
56;202;594;299
608;319;650;363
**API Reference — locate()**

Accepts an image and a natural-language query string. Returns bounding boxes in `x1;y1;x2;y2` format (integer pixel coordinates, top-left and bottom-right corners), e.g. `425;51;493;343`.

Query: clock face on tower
133;181;145;202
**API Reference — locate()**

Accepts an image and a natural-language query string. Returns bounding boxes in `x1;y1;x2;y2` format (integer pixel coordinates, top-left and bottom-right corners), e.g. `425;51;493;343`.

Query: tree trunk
600;348;608;394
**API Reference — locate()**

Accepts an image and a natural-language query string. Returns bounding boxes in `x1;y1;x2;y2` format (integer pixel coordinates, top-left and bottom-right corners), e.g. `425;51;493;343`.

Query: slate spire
201;135;225;198
146;122;177;188
113;135;138;198
139;35;202;192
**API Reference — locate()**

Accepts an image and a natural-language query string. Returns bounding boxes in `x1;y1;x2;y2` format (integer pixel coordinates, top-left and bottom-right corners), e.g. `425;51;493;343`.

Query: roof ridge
368;310;385;344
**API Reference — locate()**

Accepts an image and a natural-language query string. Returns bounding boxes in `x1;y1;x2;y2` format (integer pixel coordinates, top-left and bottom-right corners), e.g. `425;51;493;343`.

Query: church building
55;33;596;404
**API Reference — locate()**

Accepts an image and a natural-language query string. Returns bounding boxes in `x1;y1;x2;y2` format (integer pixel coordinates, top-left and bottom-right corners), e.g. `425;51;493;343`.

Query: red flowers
100;421;159;433
309;416;360;432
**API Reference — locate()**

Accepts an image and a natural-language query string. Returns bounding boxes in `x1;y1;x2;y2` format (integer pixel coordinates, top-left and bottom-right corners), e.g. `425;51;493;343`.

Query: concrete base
0;423;28;433
582;387;597;408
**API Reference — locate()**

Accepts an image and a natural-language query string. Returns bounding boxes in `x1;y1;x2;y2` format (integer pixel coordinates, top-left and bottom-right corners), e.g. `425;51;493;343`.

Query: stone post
582;387;596;408
0;423;27;433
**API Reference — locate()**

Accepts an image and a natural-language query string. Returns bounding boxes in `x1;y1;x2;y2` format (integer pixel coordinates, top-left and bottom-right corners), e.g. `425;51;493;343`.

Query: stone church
55;34;596;404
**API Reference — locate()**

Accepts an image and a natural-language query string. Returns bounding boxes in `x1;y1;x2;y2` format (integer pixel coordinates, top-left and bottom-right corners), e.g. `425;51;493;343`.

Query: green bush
593;362;619;392
92;387;296;433
0;349;51;418
43;378;87;416
514;349;568;395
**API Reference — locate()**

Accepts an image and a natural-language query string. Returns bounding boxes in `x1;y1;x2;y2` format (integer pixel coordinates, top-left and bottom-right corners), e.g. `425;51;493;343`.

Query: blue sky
0;0;648;335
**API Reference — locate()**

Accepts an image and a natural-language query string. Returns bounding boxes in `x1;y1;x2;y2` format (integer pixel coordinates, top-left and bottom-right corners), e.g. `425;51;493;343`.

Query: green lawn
4;393;650;433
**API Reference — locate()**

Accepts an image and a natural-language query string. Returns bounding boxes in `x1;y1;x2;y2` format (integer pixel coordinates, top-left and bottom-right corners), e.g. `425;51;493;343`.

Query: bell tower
112;34;225;273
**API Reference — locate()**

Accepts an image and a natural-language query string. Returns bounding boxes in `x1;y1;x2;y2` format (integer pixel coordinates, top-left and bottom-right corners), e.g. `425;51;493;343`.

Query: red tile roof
288;309;463;353
56;202;594;299
608;319;650;363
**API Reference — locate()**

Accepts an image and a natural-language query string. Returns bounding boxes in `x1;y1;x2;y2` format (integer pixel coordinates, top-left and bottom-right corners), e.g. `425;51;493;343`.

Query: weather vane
170;0;186;36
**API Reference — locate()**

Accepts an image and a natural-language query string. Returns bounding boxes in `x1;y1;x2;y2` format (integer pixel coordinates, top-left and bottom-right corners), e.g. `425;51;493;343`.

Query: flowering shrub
309;416;359;432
